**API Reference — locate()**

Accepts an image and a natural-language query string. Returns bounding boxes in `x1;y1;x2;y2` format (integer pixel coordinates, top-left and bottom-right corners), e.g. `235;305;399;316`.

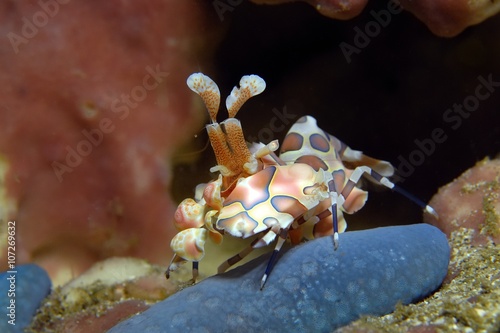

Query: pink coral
0;0;207;284
252;0;368;20
424;157;500;246
251;0;500;36
399;0;500;37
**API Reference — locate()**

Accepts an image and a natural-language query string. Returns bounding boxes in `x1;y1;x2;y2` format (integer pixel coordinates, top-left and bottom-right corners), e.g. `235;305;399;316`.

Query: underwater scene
0;0;499;332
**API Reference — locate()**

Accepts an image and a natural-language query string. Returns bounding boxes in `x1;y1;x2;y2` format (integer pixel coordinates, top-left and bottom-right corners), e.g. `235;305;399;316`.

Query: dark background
174;0;500;229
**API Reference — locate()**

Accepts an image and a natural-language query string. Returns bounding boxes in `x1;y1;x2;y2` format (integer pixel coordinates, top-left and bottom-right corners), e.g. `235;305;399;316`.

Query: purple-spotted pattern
166;73;437;289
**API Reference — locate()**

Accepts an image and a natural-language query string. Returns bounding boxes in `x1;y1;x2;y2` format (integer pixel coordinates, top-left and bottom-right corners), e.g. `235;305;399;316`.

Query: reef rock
28;258;178;333
399;0;500;37
251;0;500;36
252;0;369;20
109;224;450;333
424;157;500;247
337;158;500;332
0;0;206;285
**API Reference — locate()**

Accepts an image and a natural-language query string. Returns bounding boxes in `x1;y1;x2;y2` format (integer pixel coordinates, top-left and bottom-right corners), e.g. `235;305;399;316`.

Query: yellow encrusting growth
340;228;500;333
481;189;500;238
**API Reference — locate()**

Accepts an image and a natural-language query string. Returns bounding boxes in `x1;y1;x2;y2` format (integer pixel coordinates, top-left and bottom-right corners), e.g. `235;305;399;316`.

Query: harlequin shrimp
166;72;280;281
166;73;438;289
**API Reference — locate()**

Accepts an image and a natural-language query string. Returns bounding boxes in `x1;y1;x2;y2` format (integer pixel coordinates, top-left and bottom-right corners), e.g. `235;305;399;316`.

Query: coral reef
109;224;449;332
250;0;500;36
336;230;500;333
0;2;496;332
425;157;500;246
0;264;51;333
252;0;369;20
399;0;500;37
28;258;177;333
337;158;500;332
0;0;207;285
